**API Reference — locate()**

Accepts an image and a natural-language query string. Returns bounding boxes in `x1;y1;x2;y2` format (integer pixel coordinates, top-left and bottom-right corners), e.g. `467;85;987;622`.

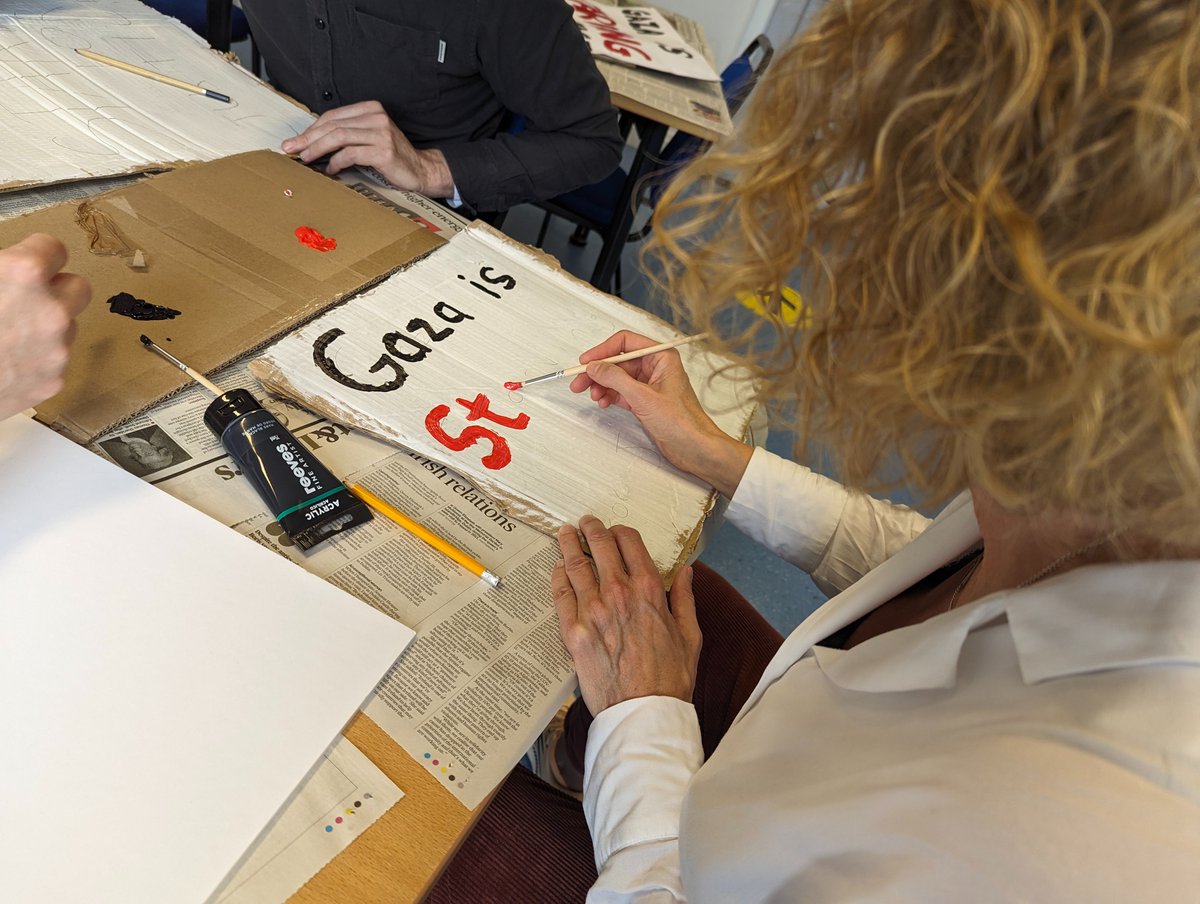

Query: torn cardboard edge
0;163;172;198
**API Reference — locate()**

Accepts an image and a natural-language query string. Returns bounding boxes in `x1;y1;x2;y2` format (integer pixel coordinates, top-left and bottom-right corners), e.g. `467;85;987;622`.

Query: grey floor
499;202;827;637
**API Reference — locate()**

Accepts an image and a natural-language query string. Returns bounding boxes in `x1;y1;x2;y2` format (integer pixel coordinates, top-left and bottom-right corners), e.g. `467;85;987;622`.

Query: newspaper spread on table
6;170;556;812
90;356;575;811
337;174;471;236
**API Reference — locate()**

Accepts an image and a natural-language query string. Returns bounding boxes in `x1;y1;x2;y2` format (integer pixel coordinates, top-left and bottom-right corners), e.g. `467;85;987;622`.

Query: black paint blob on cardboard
107;292;181;321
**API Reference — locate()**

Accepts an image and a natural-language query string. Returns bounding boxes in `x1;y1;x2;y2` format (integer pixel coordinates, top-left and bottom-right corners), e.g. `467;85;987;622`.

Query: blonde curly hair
648;0;1200;547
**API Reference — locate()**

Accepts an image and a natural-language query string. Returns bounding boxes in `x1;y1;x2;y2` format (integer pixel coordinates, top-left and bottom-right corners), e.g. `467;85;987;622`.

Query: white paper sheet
0;415;415;904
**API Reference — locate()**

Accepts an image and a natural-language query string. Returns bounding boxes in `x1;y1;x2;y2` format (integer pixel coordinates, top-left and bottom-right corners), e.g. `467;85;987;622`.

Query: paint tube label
212;403;371;550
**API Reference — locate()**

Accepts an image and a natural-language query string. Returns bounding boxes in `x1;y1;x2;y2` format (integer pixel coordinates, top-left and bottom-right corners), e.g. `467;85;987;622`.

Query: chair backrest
640;34;775;212
722;34;775;118
140;0;250;49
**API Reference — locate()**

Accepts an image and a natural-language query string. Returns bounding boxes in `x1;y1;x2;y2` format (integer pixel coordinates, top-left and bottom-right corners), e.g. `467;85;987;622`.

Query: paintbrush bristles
139;335;225;396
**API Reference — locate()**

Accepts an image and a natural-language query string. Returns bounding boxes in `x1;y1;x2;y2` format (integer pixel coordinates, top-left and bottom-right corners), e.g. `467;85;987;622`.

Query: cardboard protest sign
0;150;443;442
568;1;720;82
251;224;757;576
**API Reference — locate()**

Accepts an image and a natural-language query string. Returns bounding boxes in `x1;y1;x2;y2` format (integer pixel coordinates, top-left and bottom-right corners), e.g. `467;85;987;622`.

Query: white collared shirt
583;448;1200;902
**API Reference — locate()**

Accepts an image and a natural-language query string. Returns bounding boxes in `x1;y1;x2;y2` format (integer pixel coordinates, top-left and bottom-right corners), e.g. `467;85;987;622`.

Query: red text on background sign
569;1;652;62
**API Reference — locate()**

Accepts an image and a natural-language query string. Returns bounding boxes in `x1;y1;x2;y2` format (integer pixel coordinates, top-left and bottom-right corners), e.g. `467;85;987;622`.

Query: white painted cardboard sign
252;224;757;575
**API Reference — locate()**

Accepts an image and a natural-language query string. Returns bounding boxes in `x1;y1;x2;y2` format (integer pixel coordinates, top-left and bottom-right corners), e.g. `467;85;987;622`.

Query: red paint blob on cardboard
295;225;337;252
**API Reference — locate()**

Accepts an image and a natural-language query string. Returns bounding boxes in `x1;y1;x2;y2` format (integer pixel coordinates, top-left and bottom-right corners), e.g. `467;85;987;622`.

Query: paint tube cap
203;388;264;437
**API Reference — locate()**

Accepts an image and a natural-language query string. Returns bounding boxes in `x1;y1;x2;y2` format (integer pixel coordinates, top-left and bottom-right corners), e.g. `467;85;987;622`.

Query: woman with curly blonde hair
429;0;1199;899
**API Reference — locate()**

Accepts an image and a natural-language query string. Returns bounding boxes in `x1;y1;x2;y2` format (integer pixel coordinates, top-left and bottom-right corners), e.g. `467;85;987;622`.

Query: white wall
765;0;827;49
654;0;779;70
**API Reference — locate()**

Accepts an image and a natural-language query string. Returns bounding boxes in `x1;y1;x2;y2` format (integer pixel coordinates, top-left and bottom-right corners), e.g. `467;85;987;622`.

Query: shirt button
322;90;333;100
315;17;326;29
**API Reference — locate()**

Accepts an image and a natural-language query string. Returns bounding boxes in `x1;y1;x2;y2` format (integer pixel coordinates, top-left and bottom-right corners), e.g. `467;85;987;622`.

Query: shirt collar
813;559;1200;692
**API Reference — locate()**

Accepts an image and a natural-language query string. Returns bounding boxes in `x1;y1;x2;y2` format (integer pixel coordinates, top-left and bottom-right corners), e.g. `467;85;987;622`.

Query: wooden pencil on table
347;482;503;589
75;48;231;103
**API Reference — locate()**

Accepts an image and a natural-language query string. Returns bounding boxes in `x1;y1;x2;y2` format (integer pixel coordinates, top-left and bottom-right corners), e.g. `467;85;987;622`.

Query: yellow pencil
347;482;502;589
75;48;231;103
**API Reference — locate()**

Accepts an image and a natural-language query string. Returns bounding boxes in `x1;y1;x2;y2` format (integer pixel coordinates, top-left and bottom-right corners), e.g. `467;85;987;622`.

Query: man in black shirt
242;0;624;213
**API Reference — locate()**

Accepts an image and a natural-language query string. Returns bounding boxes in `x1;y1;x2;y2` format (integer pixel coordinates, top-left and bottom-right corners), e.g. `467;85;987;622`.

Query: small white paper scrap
216;736;403;904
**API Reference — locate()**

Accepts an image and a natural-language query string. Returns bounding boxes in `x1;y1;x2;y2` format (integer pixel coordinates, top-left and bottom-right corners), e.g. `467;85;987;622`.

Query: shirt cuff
583;696;703;871
725;447;851;572
445;183;463;207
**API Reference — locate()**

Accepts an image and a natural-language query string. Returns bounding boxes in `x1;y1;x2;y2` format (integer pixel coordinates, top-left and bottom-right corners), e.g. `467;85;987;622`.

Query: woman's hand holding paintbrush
564;330;753;499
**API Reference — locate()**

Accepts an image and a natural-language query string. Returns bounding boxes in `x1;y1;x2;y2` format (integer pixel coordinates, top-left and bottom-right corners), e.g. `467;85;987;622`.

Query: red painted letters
425;394;530;470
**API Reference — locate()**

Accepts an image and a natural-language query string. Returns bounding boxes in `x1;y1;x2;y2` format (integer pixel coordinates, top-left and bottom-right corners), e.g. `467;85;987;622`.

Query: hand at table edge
554;515;702;717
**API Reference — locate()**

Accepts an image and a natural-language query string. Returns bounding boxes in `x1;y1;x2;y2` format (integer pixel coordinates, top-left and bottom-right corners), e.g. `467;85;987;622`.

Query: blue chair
533;35;774;295
142;0;257;67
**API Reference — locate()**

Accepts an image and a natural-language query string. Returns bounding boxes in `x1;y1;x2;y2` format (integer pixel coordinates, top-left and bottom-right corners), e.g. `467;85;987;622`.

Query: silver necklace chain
947;532;1117;611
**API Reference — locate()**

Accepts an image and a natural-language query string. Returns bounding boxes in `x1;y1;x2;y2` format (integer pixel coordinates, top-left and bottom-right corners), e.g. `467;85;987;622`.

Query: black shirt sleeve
438;0;623;211
241;0;623;212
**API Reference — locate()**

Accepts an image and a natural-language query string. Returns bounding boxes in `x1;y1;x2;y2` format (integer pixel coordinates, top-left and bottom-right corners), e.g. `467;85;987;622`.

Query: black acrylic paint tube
203;388;371;550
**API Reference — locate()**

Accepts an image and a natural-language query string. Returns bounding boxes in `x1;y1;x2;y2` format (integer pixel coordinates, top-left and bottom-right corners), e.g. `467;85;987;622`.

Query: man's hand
0;234;91;421
281;101;455;198
553;515;702;716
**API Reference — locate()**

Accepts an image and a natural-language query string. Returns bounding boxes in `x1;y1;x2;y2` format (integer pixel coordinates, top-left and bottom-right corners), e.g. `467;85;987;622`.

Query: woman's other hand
554;515;702;716
569;330;753;498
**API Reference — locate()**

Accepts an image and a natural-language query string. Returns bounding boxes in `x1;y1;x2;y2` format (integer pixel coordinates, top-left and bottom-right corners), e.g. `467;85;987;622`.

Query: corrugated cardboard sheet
0;1;315;192
251;223;759;576
0;150;443;442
